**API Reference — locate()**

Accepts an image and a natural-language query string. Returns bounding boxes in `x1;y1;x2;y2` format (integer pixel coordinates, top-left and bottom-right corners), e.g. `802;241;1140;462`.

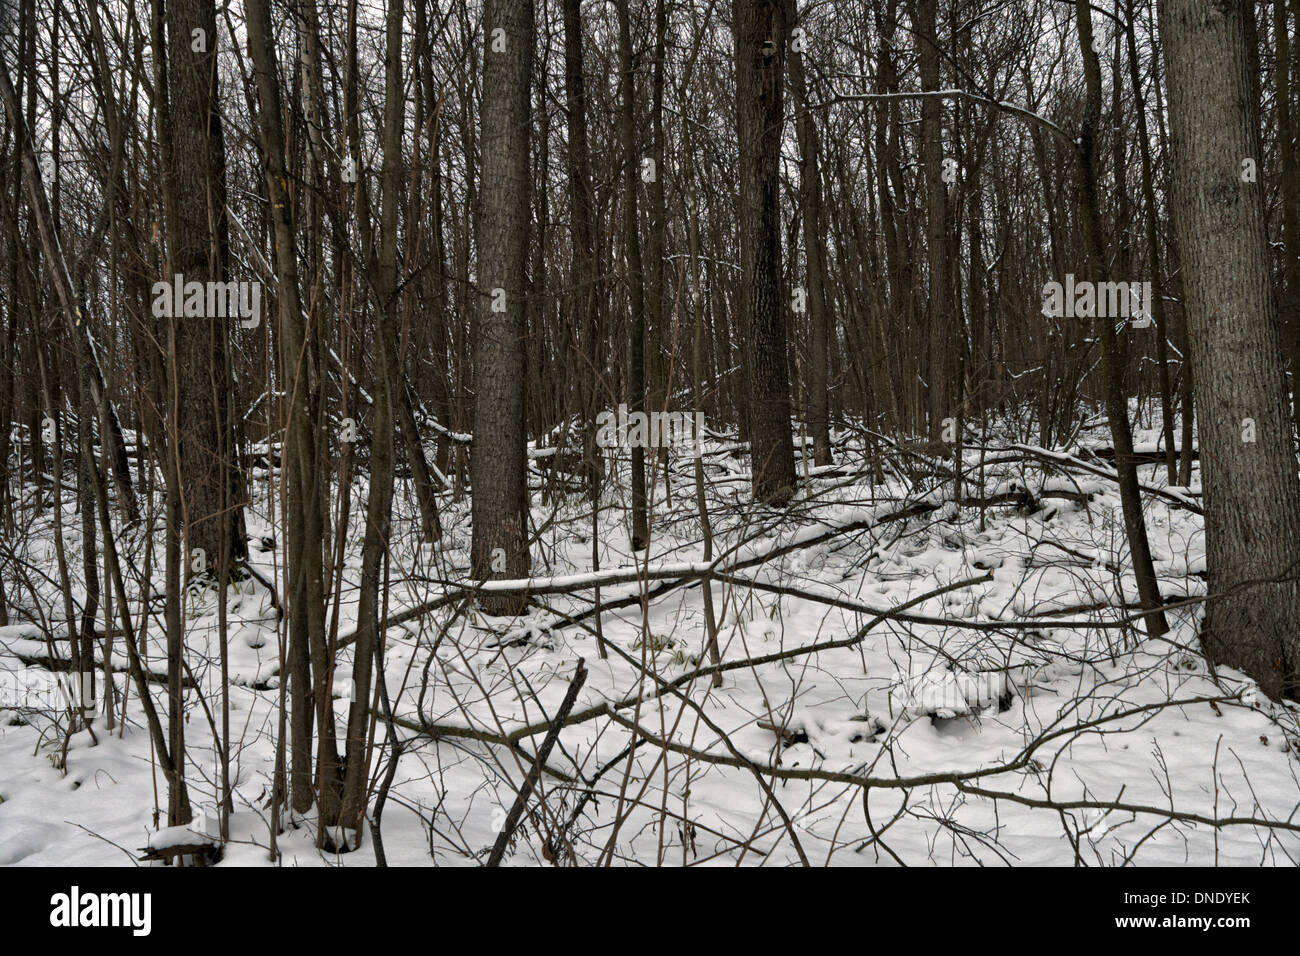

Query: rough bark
471;0;534;613
912;0;953;440
733;0;797;503
1160;0;1300;699
159;0;242;569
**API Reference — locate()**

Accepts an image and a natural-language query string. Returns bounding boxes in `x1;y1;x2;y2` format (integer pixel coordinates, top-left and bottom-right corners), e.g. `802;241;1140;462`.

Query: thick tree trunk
1160;0;1300;699
471;0;534;613
159;0;242;570
733;0;797;504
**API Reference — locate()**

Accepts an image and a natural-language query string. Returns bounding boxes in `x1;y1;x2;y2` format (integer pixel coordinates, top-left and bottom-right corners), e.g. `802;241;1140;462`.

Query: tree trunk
244;0;334;818
338;0;407;846
1160;0;1300;699
733;0;797;504
1075;0;1167;637
1275;0;1300;432
786;0;832;466
912;0;952;441
471;0;534;613
616;0;650;548
158;0;242;571
1125;0;1179;484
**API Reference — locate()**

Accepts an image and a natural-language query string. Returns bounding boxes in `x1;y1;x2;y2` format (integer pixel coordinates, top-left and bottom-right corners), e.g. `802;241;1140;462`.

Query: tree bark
911;0;953;441
1275;0;1300;432
733;0;797;503
1160;0;1300;699
471;0;534;613
158;0;243;570
616;0;650;548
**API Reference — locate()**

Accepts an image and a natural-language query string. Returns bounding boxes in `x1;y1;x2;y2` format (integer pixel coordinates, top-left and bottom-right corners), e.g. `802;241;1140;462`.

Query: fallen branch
486;659;588;866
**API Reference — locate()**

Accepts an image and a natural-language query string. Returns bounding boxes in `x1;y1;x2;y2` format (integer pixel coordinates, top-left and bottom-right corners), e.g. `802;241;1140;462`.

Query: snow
1;413;1297;866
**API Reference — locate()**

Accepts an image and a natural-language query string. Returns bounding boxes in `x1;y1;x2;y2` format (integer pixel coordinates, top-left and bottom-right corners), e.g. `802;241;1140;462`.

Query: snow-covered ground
2;414;1298;866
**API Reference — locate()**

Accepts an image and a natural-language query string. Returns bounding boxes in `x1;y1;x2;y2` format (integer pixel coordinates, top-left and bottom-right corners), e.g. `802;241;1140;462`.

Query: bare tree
733;0;797;503
156;0;243;572
244;0;334;818
786;0;832;466
471;0;534;612
340;0;408;845
910;0;954;441
1074;0;1168;636
1160;0;1300;699
617;0;650;548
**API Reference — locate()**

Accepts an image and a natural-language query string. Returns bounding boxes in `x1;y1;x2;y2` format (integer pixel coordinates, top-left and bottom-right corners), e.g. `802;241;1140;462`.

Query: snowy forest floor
2;409;1299;866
